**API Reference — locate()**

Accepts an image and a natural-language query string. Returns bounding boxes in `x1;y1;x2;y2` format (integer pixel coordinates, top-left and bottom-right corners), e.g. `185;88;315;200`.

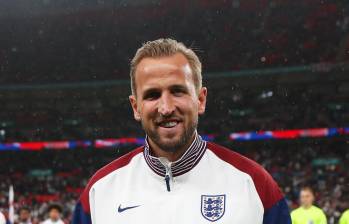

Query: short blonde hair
130;38;202;96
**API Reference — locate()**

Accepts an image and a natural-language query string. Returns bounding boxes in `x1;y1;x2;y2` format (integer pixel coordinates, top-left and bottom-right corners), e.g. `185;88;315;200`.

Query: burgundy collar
143;133;207;177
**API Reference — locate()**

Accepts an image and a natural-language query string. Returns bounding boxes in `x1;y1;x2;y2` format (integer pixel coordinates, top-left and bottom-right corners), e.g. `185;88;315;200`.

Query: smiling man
72;38;291;224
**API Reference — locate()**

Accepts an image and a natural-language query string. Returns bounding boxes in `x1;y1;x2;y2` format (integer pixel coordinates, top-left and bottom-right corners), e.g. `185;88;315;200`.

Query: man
17;207;32;224
291;187;327;224
340;209;349;224
41;204;64;224
73;38;291;224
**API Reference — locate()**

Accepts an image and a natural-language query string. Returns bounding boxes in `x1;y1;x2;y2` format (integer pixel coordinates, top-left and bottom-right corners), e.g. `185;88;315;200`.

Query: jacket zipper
159;157;172;192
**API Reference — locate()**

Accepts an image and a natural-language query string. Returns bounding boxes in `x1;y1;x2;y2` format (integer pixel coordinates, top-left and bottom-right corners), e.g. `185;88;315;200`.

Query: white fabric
18;221;32;224
41;218;64;224
88;148;264;224
0;212;6;224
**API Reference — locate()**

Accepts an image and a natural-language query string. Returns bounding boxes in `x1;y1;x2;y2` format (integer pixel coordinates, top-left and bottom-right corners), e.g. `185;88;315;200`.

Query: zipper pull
159;157;172;192
165;173;171;192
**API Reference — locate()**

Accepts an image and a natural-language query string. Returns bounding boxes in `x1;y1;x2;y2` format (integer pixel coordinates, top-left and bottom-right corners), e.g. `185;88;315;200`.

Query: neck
302;204;312;209
148;133;196;162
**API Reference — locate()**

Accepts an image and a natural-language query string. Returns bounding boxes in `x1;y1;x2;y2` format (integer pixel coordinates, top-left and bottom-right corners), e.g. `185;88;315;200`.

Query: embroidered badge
201;194;226;222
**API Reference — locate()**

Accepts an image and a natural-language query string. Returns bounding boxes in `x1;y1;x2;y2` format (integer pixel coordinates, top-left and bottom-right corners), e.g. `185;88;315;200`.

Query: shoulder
343;209;349;215
206;142;269;177
291;207;303;215
311;205;324;213
87;146;144;187
341;210;349;220
312;206;327;217
290;207;303;223
206;142;283;210
80;146;144;213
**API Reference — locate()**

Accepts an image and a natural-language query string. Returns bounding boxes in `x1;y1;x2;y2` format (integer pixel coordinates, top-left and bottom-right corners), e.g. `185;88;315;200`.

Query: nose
158;92;175;116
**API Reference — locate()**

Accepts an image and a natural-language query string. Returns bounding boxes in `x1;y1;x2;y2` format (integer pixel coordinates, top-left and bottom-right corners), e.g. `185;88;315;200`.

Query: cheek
178;97;199;115
140;101;158;119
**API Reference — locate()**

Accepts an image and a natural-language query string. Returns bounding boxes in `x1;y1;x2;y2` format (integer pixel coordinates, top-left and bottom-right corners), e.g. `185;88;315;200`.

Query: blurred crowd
0;149;113;223
0;138;348;223
0;0;348;84
0;75;348;142
237;139;349;224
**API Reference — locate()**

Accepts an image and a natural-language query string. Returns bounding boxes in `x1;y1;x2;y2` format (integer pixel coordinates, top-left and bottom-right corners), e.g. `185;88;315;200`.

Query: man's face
49;208;60;221
19;209;30;221
129;53;207;152
300;190;314;208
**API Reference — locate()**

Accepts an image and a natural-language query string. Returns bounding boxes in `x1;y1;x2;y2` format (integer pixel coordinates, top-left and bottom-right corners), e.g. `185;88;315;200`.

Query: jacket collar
143;132;207;177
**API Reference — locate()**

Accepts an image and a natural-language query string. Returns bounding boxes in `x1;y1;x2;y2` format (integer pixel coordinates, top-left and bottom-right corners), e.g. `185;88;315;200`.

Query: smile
160;121;178;128
156;119;181;129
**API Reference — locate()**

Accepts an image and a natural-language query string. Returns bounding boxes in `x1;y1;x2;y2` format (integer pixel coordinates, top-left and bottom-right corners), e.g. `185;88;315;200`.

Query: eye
171;86;187;96
143;91;161;100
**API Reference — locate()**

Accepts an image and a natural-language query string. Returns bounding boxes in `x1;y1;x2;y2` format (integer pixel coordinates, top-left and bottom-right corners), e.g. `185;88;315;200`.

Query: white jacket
73;134;290;224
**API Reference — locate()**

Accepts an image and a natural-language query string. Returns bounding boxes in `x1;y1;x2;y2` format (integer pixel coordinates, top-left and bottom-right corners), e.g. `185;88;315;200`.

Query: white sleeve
0;212;6;224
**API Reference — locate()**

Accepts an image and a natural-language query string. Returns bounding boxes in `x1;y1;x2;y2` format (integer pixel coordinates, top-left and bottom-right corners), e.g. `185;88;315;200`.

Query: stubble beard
142;117;198;153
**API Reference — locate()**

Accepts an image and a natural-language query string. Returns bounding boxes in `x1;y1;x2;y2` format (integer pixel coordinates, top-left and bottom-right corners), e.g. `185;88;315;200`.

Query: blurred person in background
41;204;64;224
291;187;327;224
17;207;32;224
0;211;5;224
339;209;349;224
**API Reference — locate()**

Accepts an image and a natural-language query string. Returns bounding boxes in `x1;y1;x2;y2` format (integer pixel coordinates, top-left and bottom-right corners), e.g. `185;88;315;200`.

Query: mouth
156;119;181;129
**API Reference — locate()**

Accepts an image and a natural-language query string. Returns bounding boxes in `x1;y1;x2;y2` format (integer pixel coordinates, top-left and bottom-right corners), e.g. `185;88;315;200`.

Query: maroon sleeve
207;142;283;210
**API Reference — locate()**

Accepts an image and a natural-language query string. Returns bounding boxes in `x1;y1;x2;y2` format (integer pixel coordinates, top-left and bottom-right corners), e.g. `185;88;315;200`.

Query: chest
91;169;264;224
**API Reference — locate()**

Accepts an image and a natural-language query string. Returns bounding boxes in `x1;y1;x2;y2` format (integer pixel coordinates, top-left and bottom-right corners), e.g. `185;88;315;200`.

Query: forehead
135;53;194;91
300;190;313;195
50;208;60;213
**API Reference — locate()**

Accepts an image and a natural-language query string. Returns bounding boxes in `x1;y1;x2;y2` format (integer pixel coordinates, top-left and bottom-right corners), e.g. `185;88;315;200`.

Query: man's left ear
198;87;207;115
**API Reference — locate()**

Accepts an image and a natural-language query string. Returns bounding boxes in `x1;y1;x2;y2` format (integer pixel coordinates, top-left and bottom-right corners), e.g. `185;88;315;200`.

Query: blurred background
0;0;348;223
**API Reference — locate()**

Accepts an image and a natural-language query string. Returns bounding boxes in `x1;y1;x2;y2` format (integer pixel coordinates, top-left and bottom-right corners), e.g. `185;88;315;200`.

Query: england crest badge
201;194;226;222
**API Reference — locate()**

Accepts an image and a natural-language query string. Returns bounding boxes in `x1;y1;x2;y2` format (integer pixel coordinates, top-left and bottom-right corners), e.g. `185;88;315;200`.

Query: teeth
162;121;178;128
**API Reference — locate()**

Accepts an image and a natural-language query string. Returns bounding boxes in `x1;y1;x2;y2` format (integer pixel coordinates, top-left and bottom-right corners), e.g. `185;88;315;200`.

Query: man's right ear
129;95;141;121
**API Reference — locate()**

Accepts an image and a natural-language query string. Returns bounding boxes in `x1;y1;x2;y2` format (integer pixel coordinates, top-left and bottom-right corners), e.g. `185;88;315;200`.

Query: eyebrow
170;84;189;91
141;84;189;97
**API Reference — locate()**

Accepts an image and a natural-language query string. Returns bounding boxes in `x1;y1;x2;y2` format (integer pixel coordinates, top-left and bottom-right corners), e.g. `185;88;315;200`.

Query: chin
144;121;197;153
158;137;181;148
154;135;187;153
